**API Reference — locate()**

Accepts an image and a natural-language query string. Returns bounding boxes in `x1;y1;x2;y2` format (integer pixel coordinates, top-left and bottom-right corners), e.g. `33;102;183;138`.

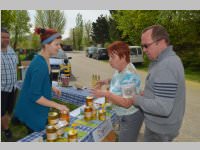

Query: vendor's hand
91;88;107;98
52;86;61;97
56;104;69;113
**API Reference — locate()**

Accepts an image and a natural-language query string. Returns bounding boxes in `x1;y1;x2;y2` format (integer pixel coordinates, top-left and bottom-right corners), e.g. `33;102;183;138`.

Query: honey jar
46;125;57;142
56;127;65;138
60;110;70;123
68;128;78;142
98;109;106;121
48;112;59;125
92;105;97;120
86;96;93;106
84;106;92;121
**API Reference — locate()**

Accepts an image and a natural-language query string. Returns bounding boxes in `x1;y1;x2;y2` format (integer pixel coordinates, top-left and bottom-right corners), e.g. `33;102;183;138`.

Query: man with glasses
131;25;185;141
1;28;18;140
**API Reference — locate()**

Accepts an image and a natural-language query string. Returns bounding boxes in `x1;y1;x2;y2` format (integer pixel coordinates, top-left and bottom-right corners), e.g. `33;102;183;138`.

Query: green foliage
83;20;92;47
1;10;31;49
111;10;200;71
35;10;66;34
74;13;84;50
91;15;110;46
1;10;16;30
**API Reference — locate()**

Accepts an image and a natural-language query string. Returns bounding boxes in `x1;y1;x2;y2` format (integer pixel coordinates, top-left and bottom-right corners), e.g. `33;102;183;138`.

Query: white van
129;46;144;64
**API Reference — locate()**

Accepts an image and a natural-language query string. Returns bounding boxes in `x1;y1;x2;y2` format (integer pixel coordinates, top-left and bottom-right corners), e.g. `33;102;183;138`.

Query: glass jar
46;125;57;142
68;128;78;142
92;105;97;120
98;109;106;121
48;112;59;125
86;96;93;106
56;127;65;138
60;110;70;123
84;106;92;121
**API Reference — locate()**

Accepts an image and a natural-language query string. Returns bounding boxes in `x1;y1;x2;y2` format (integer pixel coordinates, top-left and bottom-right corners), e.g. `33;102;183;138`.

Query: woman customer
13;28;69;132
91;41;144;142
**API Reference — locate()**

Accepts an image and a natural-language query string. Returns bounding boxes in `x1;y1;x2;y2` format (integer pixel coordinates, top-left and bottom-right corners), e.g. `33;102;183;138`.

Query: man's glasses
141;39;161;49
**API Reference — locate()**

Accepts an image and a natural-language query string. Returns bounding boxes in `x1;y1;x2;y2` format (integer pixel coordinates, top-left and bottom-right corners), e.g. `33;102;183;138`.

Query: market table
17;103;118;142
15;81;118;142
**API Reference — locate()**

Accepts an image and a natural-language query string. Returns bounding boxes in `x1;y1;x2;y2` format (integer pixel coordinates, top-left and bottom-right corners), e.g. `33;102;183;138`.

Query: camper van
129;46;144;64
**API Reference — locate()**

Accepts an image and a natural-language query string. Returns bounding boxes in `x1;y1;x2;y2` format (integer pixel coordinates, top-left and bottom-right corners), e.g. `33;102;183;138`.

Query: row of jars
46;110;78;142
84;96;106;122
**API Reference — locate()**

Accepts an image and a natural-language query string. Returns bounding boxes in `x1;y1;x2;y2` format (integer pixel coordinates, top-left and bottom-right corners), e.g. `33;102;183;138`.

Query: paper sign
92;118;113;142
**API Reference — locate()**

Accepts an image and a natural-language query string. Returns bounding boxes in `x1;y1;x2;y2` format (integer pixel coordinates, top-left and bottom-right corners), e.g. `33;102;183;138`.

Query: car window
130;48;137;55
89;47;97;52
137;48;142;55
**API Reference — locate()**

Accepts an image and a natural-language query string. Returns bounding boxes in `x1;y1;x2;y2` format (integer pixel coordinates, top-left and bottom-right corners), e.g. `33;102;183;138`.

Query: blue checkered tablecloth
53;86;90;106
15;80;90;106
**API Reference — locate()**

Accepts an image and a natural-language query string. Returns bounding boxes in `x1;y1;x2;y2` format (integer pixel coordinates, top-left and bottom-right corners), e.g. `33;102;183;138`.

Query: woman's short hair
107;41;130;63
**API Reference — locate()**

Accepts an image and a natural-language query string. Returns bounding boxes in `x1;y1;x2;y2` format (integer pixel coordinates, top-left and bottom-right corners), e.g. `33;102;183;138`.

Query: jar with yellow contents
60;110;70;124
68;124;78;142
86;96;93;106
46;125;57;142
84;106;92;121
91;105;97;120
48;112;59;125
98;109;106;121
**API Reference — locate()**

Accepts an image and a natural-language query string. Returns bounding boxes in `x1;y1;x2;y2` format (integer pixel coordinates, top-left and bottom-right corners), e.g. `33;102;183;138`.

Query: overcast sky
28;10;110;39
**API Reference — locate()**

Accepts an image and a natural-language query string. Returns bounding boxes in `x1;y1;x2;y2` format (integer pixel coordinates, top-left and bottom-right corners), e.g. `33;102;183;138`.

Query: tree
108;17;122;42
74;13;83;50
35;10;66;34
112;10;160;45
1;10;31;49
1;10;16;30
83;20;92;46
91;15;110;47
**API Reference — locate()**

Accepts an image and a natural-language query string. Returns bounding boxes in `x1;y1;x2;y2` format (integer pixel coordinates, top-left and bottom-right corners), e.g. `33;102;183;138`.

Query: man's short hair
142;25;170;45
1;28;9;34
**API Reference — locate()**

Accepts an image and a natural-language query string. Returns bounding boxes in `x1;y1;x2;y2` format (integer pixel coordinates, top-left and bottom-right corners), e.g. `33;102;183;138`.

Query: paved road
66;51;200;142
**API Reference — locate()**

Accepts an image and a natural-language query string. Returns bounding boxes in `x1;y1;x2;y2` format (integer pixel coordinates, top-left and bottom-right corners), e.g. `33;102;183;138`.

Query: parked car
62;44;73;51
85;47;97;58
129;46;144;64
50;56;72;81
92;48;109;60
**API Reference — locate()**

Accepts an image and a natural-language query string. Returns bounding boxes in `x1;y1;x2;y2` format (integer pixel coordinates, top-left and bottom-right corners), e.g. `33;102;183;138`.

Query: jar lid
48;112;58;117
86;96;93;100
68;128;77;135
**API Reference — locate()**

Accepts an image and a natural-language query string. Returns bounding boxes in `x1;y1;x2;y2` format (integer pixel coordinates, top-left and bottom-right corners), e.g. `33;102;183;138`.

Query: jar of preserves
86;96;93;106
60;110;70;123
98;109;106;121
56;126;65;138
48;112;59;125
68;128;78;142
84;106;92;121
46;125;57;142
92;105;97;120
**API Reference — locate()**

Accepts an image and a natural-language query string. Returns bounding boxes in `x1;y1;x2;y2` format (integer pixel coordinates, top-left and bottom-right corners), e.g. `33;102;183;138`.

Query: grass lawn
1;98;79;142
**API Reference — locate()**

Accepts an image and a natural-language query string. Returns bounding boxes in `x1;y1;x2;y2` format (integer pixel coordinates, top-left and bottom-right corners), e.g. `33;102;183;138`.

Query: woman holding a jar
13;28;69;133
